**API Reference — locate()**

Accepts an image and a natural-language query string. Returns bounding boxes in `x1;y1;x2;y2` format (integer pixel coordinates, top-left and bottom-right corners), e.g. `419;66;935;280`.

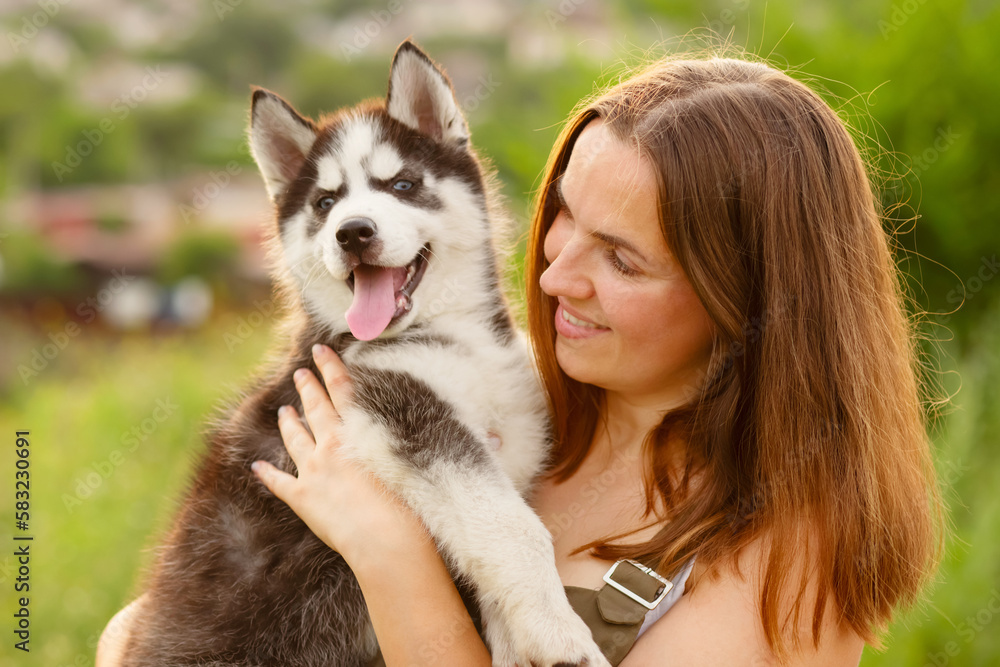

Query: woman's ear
386;40;469;146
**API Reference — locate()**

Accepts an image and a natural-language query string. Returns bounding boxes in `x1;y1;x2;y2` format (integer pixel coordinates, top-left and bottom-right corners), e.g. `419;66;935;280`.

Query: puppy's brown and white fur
122;41;608;667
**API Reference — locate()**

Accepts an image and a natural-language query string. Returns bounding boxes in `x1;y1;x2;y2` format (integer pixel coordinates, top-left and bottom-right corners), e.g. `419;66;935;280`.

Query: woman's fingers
261;344;354;494
292;366;343;446
273;344;353;473
311;344;354;412
251;459;298;503
276;405;315;465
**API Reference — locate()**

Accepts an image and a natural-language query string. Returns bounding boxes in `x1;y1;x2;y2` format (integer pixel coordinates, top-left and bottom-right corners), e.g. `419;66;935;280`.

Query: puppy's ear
386;40;469;146
249;88;317;200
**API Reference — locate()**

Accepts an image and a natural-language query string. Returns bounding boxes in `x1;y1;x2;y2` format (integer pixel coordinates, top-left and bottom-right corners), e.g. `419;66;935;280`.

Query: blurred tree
0;230;85;296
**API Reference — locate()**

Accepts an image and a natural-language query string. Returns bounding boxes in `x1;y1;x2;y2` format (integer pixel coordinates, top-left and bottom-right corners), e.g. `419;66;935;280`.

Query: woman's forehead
565;122;649;193
563;123;656;223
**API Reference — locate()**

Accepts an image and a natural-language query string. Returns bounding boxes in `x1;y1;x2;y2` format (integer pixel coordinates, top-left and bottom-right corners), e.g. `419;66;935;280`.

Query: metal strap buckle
602;559;673;610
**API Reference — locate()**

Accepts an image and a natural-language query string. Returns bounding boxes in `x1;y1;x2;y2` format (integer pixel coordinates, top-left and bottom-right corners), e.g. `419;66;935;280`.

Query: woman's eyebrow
592;230;650;265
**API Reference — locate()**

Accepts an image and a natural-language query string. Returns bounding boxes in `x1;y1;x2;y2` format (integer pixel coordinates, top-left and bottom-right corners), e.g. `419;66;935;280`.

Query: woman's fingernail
294;368;308;384
278;405;289;418
251;462;272;495
312;343;327;358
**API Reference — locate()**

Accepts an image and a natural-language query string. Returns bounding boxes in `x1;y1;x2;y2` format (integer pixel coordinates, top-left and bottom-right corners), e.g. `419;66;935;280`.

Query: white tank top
636;557;696;638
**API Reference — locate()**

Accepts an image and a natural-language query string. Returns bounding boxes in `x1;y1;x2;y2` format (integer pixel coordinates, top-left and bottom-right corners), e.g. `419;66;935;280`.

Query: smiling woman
524;55;943;663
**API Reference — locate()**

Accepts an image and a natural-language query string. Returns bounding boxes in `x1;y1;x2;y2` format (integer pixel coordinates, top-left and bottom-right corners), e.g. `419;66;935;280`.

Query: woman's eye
393;179;414;191
605;246;639;277
316;196;335;211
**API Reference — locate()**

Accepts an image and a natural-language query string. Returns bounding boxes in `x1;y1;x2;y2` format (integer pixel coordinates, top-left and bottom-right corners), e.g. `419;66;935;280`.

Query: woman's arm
96;595;145;667
619;538;864;667
348;518;491;666
251;344;491;666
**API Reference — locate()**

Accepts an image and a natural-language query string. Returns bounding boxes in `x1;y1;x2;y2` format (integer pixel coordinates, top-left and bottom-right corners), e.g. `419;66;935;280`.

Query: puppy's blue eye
393;180;413;191
316;196;335;210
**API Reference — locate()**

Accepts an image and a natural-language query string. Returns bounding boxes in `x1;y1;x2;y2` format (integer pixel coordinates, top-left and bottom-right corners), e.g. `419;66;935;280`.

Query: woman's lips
554;303;610;339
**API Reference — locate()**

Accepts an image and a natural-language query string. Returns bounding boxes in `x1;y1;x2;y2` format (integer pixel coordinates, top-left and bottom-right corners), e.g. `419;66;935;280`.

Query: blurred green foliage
156;230;241;286
0;230;84;296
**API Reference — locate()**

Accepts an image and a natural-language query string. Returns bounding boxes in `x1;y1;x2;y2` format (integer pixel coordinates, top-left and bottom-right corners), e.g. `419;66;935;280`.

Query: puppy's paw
485;603;611;667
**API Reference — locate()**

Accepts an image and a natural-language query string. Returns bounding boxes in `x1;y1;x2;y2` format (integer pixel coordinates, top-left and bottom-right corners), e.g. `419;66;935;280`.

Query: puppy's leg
399;459;608;667
345;370;610;667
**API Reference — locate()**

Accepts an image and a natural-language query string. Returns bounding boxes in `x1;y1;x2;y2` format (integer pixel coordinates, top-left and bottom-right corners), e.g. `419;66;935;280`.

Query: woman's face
540;120;715;407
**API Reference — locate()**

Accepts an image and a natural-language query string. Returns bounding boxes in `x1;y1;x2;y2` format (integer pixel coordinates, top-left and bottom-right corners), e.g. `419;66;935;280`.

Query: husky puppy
122;41;608;667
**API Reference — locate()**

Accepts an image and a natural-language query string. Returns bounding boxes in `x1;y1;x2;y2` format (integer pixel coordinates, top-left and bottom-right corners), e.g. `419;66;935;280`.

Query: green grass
0;312;274;667
0;304;998;666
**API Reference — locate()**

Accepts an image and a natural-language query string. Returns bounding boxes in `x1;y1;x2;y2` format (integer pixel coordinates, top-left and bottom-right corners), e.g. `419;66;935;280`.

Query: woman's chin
554;341;606;387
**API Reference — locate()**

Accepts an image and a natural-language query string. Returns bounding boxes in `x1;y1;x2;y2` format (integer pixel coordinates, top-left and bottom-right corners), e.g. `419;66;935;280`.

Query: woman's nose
540;225;592;300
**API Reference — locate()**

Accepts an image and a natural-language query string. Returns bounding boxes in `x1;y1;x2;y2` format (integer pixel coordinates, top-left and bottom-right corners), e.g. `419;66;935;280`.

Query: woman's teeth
562;308;602;329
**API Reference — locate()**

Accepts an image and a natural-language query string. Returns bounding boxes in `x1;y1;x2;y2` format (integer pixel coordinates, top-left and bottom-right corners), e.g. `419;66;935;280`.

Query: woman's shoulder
623;533;865;667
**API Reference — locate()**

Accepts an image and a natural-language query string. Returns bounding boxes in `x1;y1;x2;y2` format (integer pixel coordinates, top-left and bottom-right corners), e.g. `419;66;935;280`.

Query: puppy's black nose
336;218;377;259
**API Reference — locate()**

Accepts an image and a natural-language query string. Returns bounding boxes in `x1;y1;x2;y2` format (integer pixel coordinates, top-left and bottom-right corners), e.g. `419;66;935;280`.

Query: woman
99;54;940;666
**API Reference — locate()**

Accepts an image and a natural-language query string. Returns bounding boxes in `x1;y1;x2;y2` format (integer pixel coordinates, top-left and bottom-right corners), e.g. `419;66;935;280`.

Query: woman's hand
97;345;490;667
253;344;490;665
251;343;430;568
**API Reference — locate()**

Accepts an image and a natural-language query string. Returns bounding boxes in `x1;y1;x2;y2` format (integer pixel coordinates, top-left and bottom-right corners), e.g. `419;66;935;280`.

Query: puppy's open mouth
345;244;430;341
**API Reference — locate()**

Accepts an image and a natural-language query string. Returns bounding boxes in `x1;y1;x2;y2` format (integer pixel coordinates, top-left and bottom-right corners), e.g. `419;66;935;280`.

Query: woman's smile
554;300;610;338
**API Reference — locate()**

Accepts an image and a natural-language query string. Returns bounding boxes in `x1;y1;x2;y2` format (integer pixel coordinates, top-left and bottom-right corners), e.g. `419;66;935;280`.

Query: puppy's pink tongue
346;265;395;340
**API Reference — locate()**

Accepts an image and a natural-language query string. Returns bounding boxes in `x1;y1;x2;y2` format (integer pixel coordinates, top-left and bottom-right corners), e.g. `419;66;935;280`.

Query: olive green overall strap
566;559;673;666
365;555;675;667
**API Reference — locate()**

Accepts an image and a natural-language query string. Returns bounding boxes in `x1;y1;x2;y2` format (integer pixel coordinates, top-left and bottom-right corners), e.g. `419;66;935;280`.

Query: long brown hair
525;55;942;656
